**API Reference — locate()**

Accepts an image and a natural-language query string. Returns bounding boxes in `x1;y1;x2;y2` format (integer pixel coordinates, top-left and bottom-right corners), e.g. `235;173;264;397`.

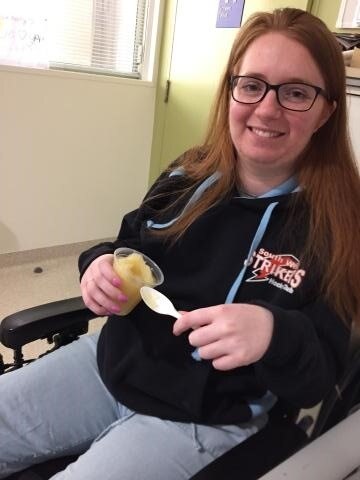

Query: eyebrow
239;72;317;85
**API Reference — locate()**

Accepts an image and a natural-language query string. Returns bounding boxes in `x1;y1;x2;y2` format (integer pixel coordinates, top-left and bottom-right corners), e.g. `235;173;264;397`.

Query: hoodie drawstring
192;423;204;451
225;201;278;304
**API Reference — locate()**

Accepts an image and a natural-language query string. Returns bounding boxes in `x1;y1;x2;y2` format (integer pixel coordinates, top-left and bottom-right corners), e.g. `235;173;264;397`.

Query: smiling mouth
249;127;285;138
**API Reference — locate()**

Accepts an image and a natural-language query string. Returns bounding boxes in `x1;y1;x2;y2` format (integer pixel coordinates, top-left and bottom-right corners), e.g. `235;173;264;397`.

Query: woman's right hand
80;253;128;316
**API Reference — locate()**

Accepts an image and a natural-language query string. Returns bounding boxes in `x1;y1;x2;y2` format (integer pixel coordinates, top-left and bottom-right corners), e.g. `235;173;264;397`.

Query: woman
1;8;359;480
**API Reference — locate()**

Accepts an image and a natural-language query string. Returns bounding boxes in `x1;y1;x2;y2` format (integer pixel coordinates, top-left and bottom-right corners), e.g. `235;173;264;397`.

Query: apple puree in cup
113;248;164;315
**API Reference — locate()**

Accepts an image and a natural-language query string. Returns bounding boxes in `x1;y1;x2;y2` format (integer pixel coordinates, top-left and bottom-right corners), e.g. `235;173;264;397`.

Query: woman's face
229;32;335;181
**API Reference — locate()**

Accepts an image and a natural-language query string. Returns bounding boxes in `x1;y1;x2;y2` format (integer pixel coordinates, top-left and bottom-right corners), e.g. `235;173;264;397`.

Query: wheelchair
1;297;360;480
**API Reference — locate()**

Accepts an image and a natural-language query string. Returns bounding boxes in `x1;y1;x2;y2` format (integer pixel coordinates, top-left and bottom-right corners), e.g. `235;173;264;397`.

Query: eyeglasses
230;75;330;112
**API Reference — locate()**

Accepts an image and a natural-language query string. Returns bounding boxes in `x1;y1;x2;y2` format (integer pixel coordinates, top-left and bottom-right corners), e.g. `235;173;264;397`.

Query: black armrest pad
0;297;99;349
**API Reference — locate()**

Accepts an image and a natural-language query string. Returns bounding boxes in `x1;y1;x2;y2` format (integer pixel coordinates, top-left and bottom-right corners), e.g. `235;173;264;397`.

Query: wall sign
216;0;245;28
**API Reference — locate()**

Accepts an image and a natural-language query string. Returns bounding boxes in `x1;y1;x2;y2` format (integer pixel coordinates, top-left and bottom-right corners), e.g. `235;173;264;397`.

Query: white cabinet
347;89;360;168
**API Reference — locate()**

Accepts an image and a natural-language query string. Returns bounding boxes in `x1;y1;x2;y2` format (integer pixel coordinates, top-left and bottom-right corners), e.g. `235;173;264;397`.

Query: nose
254;89;282;118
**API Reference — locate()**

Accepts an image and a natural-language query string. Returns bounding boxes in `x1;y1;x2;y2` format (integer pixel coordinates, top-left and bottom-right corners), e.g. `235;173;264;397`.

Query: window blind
0;0;148;78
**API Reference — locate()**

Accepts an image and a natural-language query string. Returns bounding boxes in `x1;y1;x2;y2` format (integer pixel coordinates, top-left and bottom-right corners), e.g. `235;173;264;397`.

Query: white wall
0;66;156;254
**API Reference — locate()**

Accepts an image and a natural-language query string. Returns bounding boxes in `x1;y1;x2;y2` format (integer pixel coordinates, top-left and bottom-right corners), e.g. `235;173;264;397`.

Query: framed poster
216;0;245;28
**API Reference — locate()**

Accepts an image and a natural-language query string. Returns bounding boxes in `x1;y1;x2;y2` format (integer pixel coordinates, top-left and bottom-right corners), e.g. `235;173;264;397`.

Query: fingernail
118;295;128;302
112;277;121;287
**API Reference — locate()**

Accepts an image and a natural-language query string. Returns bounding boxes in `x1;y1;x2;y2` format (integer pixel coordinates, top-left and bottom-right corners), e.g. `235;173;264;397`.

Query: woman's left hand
173;304;274;370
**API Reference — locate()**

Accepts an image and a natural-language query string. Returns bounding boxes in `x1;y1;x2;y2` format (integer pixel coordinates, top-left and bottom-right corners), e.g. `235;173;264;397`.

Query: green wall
149;0;177;181
149;0;238;181
149;0;359;183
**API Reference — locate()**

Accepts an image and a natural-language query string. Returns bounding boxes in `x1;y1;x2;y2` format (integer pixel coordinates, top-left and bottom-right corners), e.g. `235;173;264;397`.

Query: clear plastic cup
113;247;164;315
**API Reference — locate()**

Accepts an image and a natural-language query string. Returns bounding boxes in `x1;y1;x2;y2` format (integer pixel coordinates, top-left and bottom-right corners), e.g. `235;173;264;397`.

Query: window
336;0;360;28
0;0;161;80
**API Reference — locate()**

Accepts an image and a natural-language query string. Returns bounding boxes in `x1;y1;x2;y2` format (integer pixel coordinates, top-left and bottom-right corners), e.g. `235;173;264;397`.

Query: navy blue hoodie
78;167;349;424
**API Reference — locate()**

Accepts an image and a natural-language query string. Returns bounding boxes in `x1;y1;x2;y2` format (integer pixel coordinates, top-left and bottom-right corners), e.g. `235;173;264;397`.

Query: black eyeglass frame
230;75;331;112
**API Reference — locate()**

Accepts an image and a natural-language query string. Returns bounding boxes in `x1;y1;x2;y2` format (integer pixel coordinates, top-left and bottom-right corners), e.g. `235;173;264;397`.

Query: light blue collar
239;176;300;199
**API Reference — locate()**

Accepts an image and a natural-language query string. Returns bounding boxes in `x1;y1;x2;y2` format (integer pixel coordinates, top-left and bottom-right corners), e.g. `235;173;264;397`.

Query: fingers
82;278;126;315
81;253;128;315
173;307;213;336
173;307;229;365
212;355;240;371
188;329;238;366
194;337;252;370
188;324;219;349
173;303;274;370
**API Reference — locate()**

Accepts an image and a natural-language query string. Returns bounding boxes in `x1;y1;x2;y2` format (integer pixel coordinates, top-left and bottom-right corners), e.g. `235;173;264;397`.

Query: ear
314;100;337;131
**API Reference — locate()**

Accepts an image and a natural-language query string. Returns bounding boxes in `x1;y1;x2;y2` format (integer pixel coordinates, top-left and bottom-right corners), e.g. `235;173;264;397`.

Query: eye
237;78;264;96
281;84;313;103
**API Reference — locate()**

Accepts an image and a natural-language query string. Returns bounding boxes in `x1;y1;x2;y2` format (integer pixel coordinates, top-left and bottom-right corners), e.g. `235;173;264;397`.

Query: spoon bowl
140;286;180;319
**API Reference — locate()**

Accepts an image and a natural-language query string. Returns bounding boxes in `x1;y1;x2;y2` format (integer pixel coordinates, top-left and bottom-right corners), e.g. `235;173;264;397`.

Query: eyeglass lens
232;77;318;111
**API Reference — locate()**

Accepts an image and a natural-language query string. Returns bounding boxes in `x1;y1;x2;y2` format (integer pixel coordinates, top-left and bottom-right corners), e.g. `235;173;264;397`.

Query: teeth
251;127;282;138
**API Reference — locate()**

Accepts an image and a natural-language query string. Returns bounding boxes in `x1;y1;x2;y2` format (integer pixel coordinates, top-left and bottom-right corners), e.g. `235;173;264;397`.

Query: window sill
0;63;156;87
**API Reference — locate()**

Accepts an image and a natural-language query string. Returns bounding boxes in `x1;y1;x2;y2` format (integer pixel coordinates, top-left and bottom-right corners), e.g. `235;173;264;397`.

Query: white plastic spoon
140;286;181;319
140;286;201;361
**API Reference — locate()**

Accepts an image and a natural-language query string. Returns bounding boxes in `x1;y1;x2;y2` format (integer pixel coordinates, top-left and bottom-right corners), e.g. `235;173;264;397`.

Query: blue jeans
0;333;267;479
